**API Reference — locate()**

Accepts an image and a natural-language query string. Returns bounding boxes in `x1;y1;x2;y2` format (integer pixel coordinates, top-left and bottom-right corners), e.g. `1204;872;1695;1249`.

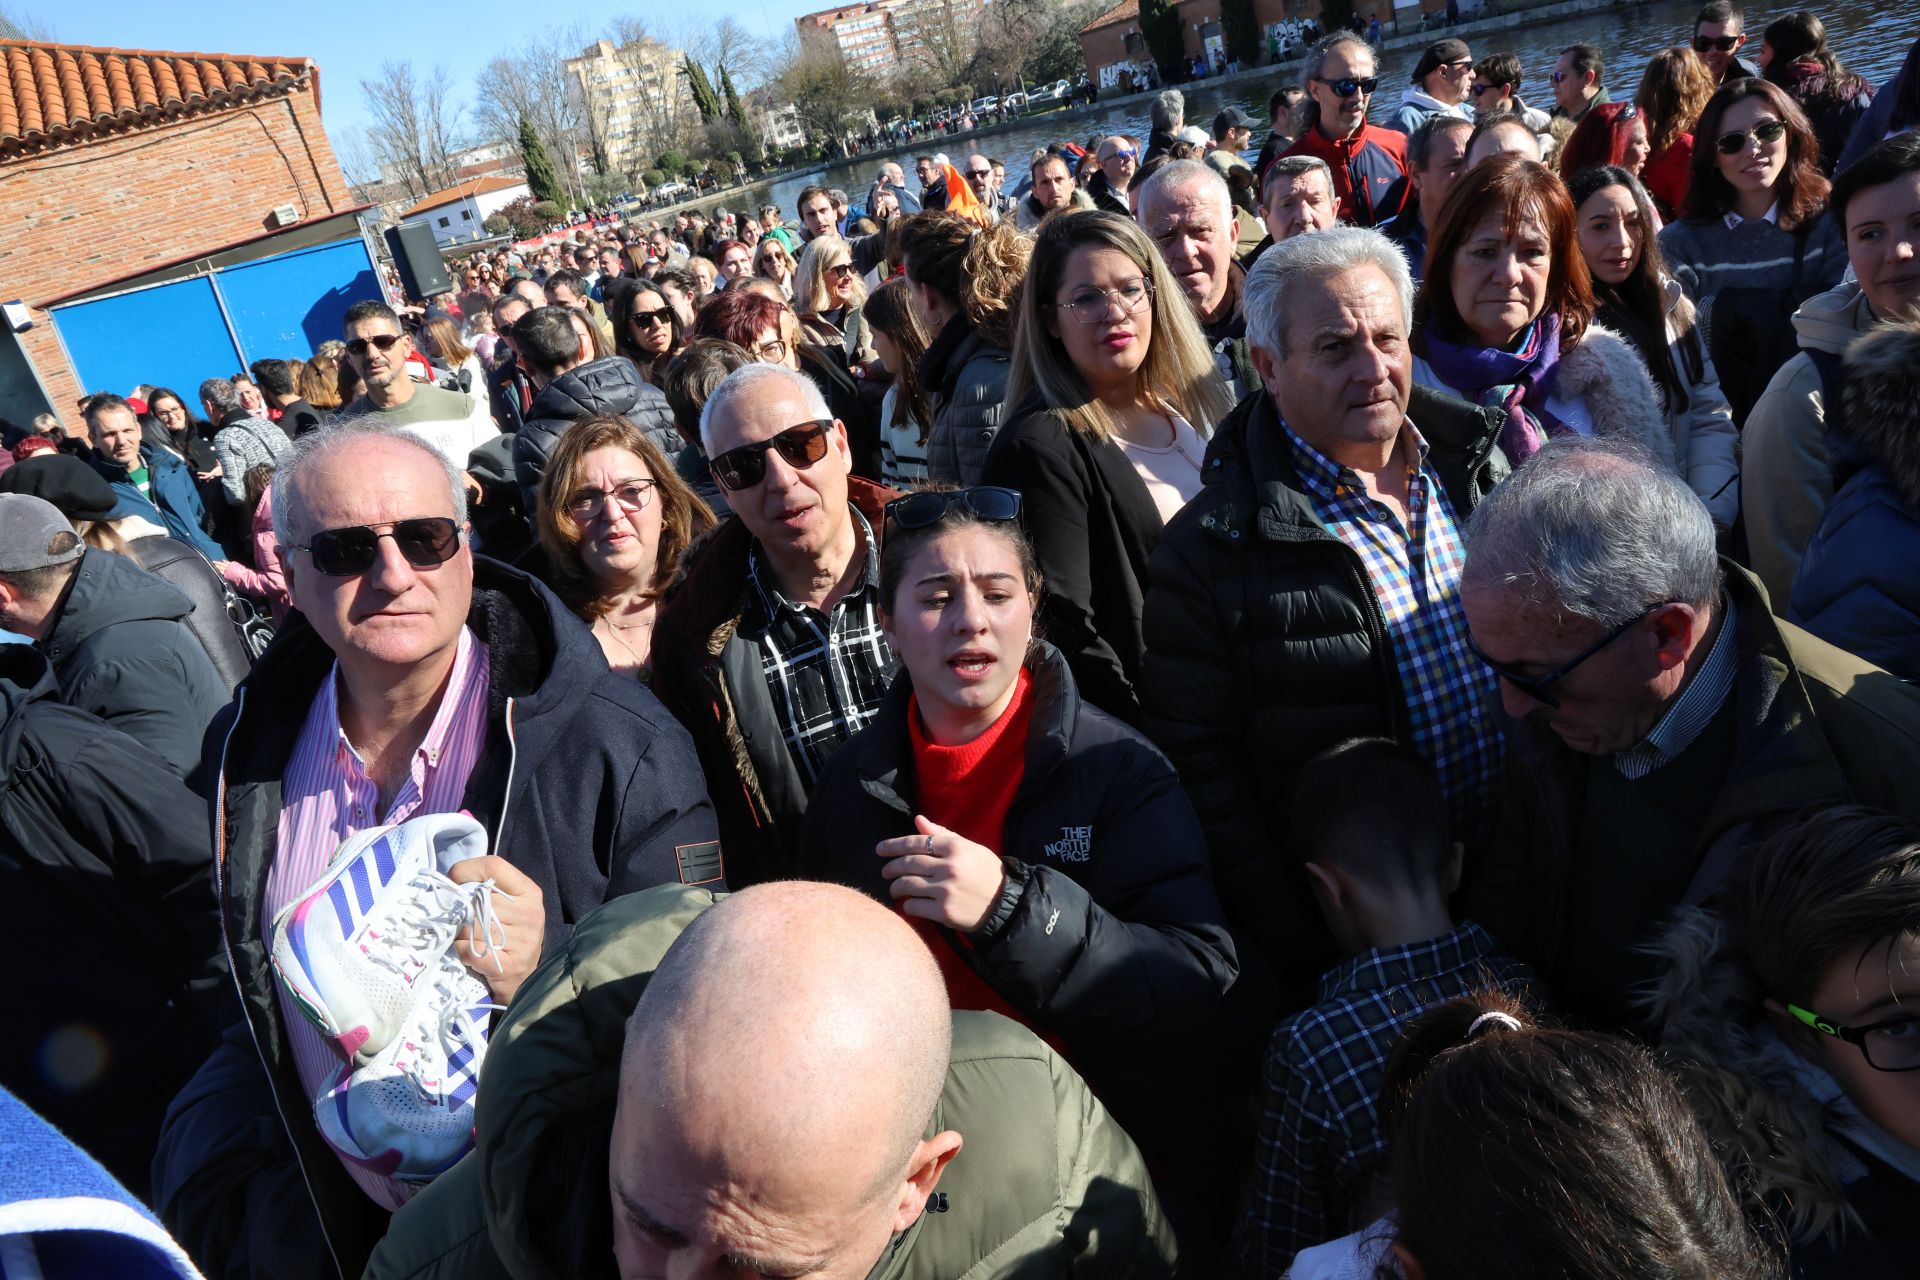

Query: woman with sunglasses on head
1646;805;1920;1278
611;280;685;388
1635;46;1717;220
1568;166;1738;529
751;236;795;301
1557;102;1654;187
1761;11;1876;176
985;211;1233;725
1411;156;1666;471
796;488;1236;1192
534;414;714;680
1657;79;1846;424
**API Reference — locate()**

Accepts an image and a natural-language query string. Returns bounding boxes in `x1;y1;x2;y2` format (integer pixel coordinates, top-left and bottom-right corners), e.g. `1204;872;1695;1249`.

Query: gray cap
0;494;83;573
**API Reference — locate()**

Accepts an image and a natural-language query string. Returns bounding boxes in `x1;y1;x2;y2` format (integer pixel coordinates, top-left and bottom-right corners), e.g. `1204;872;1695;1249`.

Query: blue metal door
51;276;242;402
218;239;381;359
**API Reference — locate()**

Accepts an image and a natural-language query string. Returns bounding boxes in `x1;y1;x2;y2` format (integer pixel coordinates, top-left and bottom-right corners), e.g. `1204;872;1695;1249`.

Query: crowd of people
8;5;1920;1279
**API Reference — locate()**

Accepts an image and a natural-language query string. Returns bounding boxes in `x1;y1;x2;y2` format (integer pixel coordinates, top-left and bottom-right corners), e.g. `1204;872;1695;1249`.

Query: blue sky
46;0;815;144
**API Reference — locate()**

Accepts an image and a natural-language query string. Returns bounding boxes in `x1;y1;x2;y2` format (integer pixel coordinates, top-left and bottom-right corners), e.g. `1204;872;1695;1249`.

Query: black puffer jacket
513;355;679;512
1139;387;1507;989
920;313;1012;486
0;645;225;1202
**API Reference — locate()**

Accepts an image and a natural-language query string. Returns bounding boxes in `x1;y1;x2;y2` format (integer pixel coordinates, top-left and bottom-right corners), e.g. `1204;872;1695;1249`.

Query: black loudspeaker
383;223;454;299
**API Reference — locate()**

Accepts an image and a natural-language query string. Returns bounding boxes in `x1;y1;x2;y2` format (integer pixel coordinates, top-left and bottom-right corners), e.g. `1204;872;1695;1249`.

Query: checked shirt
1282;421;1502;838
1232;923;1537;1275
744;506;897;786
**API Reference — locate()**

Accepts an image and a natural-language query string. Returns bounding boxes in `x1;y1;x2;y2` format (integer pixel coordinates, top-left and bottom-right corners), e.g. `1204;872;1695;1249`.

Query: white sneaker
270;812;502;1063
314;954;500;1182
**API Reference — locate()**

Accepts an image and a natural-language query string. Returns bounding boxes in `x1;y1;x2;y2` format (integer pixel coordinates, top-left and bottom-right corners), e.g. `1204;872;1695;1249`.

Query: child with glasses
1647;805;1920;1275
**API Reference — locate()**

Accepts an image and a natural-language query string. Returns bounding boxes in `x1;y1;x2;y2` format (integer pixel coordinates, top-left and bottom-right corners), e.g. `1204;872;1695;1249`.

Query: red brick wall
0;84;355;427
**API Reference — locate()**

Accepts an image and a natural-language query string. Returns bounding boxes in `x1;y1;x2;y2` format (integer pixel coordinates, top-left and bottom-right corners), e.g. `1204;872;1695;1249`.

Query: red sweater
906;670;1036;1028
1643;135;1695;220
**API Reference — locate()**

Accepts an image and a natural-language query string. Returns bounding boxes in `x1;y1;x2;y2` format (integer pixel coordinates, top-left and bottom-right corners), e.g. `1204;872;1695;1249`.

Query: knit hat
0;453;120;522
1412;38;1473;83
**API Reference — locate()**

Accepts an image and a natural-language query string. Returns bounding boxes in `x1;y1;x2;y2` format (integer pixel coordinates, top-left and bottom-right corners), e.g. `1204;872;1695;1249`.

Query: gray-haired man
1140;227;1508;994
1243;155;1338;269
1457;436;1920;1026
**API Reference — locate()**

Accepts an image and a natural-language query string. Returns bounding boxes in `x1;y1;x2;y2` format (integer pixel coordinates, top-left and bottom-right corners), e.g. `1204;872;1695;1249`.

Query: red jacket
1282;120;1411;228
1643;135;1694;220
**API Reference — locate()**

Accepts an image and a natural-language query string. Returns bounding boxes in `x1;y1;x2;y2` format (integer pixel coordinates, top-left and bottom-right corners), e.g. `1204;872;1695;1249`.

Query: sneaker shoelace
396;967;504;1108
362;870;508;979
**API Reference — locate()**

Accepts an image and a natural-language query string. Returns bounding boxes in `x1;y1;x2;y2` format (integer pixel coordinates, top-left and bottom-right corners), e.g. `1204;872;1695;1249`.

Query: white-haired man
1135;159;1257;398
1140;227;1508;996
652;364;901;888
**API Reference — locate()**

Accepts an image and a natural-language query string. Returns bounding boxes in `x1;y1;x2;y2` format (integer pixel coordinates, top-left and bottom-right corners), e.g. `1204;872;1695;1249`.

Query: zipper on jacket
491;698;519;849
213;687;349;1280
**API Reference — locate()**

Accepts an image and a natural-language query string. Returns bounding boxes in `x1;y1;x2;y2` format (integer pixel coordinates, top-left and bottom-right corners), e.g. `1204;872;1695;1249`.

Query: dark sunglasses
710;421;833;492
965;168;992;179
1692;34;1744;52
1314;75;1379;98
884;486;1022;530
291;517;462;577
1715;117;1787;154
345;333;404;357
825;262;858;279
1467;600;1677;709
1471;81;1494;95
629;306;673;327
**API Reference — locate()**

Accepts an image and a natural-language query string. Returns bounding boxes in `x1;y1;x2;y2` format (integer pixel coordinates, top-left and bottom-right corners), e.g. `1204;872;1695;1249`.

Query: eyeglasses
965;168;992;179
709;420;833;491
630;307;673;327
1550;70;1571;83
1692;33;1745;52
885;486;1023;530
1471;82;1493;95
1787;1004;1920;1072
1467;600;1677;709
291;517;462;577
825;262;857;280
345;333;404;358
753;336;790;363
1105;147;1138;162
1313;75;1379;98
566;479;656;521
1443;59;1474;71
1052;278;1152;324
1714;117;1787;155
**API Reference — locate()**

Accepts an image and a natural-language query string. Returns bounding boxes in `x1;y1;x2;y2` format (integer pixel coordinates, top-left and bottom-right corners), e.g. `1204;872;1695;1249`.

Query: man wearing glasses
1386;38;1476;135
961;153;1014;223
336;300;499;475
1457;437;1920;1028
1691;1;1762;83
1549;42;1609;123
160;420;720;1276
1280;31;1410;227
1088;137;1137;216
653;363;900;889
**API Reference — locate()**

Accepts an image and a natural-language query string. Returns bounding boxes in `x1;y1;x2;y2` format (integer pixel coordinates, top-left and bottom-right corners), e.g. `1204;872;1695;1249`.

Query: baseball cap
1412;38;1473;82
0;493;83;573
1213;106;1259;137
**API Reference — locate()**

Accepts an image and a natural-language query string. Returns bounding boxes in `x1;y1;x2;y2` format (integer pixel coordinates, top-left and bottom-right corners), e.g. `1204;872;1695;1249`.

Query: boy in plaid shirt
1231;737;1537;1277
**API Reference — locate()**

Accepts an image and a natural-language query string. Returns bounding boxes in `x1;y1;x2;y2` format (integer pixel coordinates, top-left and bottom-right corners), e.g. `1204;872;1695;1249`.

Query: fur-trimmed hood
1554;321;1672;462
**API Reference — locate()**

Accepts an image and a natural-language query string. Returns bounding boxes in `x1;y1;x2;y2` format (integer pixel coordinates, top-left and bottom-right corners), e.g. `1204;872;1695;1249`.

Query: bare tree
899;0;979;93
0;2;54;39
773;37;875;152
360;61;463;199
607;16;704;168
472;32;586;208
332;126;383;190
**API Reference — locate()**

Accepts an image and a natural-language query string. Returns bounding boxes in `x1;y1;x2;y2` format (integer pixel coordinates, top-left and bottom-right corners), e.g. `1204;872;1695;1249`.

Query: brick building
1080;0;1302;90
0;40;373;429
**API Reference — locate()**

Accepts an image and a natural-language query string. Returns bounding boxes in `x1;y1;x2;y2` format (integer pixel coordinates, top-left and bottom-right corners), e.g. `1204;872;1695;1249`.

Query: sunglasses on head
1314;75;1379;98
1715;117;1787;154
292;517;461;577
709;421;833;491
1692;33;1744;52
884;486;1022;530
345;333;404;357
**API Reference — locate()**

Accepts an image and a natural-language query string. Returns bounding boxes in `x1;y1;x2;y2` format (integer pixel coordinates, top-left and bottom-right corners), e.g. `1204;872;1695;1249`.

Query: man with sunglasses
1386;37;1476;136
1549;42;1609;123
961;153;1014;224
653;363;900;888
337;300;499;477
1281;31;1410;227
159;421;721;1277
1468;52;1553;139
1691;0;1762;83
1457;437;1920;1029
1087;137;1138;216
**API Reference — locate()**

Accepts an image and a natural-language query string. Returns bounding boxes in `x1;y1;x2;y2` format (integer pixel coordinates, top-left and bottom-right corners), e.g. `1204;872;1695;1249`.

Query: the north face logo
1044;825;1093;862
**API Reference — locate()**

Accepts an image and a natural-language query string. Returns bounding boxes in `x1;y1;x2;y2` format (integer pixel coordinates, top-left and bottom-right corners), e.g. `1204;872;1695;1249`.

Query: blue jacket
91;446;224;561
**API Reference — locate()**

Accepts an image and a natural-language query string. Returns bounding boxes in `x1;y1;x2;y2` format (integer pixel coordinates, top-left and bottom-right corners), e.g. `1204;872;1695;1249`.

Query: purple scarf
1421;314;1569;463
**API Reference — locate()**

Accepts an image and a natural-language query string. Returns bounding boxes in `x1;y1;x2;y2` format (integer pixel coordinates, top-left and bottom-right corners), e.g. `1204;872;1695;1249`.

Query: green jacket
364;885;1178;1280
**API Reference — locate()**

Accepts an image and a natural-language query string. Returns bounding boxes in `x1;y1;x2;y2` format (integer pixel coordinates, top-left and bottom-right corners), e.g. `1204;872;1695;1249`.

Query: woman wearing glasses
1646;806;1920;1275
611;280;686;388
796;487;1236;1177
752;236;795;301
535;414;714;680
985;210;1233;725
1657;79;1846;423
795;234;877;377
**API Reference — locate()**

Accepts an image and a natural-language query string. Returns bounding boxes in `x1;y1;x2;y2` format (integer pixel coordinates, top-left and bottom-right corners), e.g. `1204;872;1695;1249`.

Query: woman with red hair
1558;102;1653;183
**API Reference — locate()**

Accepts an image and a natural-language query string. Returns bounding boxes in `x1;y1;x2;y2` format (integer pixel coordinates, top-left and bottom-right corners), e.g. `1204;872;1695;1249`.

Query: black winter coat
153;557;721;1280
513;356;679;512
1139;387;1507;991
980;396;1167;726
796;643;1238;1171
920;314;1012;486
0;646;225;1202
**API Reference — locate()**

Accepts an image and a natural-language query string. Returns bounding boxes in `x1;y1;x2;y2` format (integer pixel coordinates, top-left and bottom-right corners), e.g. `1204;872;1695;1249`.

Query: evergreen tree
683;55;721;122
720;64;749;130
519;116;563;207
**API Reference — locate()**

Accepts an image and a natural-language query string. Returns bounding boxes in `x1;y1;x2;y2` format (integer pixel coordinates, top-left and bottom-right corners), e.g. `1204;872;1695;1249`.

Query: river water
740;0;1917;216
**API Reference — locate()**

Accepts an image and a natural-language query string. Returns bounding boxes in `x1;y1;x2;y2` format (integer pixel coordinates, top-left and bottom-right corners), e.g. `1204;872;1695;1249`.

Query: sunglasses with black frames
1714;117;1787;155
291;517;462;577
1312;74;1379;98
884;486;1022;530
709;420;834;492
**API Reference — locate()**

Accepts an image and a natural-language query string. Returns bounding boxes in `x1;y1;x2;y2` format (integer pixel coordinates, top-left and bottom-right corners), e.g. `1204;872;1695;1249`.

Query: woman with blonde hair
297;355;340;411
983;209;1234;722
752;235;795;300
535;413;715;680
418;314;485;393
1636;46;1717;218
793;233;876;374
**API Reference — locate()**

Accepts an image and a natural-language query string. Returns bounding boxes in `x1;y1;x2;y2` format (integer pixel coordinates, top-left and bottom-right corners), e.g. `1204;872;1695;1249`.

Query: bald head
610;884;958;1279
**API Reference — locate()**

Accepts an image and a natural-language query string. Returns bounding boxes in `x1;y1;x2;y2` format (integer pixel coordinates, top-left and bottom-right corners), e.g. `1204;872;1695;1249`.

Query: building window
461;209;472;220
438;216;451;227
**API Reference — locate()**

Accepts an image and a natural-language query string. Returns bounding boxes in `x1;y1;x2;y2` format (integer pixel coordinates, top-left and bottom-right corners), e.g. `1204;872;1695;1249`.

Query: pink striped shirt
263;626;490;1211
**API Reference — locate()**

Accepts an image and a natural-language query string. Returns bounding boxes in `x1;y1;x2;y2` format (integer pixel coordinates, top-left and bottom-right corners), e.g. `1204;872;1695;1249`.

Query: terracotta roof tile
0;39;312;159
400;174;529;218
1081;0;1140;33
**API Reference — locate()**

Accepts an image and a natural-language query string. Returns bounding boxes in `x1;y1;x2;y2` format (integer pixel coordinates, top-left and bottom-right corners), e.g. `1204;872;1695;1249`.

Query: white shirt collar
1724;201;1780;229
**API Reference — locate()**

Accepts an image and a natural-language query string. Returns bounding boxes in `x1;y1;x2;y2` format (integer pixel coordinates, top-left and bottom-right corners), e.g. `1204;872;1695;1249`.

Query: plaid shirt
744;506;897;786
1282;422;1502;838
1232;923;1536;1275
